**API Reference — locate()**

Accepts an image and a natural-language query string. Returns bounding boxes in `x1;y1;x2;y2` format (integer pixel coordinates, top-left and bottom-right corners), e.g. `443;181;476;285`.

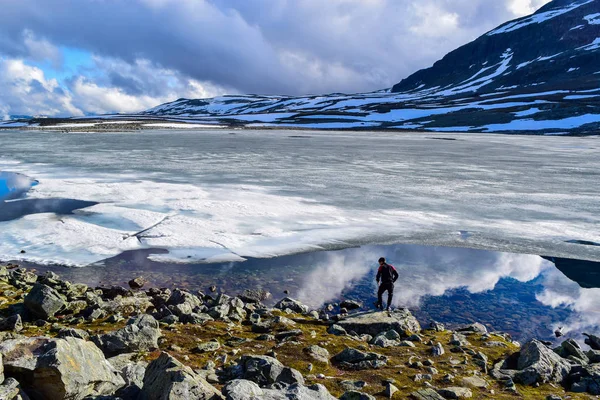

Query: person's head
378;257;386;265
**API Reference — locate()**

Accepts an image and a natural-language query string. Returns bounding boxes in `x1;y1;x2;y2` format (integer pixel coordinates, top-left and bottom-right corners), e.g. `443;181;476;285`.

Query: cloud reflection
297;244;551;308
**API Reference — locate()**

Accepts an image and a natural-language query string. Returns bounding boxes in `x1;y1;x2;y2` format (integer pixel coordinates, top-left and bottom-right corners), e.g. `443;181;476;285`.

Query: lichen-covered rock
337;309;420;337
303;345;330;363
108;353;148;399
0;336;124;400
238;289;271;304
57;328;90;341
410;388;446;400
437;387;473;399
231;355;305;387
340;391;376;400
222;379;336;400
554;339;589;364
331;348;387;370
140;352;223;400
514;339;571;385
92;314;161;356
24;283;66;319
0;378;22;400
274;297;309;314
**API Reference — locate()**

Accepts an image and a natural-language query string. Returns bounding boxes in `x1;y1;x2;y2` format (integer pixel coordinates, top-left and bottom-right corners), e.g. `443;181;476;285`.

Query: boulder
436;387;473;399
554;339;589;364
327;324;347;336
584;333;600;350
573;363;600;394
457;323;487;334
128;277;146;289
0;315;23;333
340;391;376;400
331;348;387;370
410;388;446;400
0;336;124;400
340;300;362;310
274;297;309;314
222;379;336;400
238;289;271;304
432;342;445;357
303;345;330;363
336;309;420;337
232;355;304;387
92;314;161;356
140;352;223;400
514;339;571;385
108;353;147;399
57;328;90;341
24;283;66;319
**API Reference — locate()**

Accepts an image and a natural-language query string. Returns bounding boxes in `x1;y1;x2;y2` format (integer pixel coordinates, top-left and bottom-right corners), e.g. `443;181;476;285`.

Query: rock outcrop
336;309;421;337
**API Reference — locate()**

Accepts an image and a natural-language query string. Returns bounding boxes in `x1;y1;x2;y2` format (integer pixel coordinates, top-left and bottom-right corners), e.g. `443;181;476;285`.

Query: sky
0;0;551;118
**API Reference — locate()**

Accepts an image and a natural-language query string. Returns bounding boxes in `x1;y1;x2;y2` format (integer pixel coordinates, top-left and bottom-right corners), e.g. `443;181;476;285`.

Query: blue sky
0;0;551;118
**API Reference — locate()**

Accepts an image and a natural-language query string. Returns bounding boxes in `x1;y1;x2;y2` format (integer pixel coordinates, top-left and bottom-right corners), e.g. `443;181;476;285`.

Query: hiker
375;257;398;311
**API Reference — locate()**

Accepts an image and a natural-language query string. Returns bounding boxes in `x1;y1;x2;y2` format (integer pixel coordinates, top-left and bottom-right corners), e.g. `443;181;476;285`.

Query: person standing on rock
375;257;398;311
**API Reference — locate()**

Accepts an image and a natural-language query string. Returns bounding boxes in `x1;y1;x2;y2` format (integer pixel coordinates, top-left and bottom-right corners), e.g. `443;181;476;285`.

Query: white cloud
0;58;81;117
507;0;552;16
0;0;555;115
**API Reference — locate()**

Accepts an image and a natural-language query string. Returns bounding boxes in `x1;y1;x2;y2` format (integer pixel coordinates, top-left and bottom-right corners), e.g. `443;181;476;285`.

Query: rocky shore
0;263;599;399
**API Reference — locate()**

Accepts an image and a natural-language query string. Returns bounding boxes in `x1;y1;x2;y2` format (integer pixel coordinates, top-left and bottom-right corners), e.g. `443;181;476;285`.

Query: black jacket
377;263;399;284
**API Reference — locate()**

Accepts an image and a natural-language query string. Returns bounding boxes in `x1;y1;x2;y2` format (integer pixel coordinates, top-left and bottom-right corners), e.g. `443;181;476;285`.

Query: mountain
5;0;599;134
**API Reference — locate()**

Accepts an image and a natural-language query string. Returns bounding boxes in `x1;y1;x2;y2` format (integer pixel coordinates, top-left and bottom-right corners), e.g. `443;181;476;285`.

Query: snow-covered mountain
2;0;599;134
138;0;600;134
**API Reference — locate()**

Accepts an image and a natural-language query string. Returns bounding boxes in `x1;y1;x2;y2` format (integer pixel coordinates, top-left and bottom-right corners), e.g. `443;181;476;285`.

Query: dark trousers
377;282;394;308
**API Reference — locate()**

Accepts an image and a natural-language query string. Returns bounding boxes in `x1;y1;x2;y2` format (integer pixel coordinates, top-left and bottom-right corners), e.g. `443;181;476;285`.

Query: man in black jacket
375;257;399;311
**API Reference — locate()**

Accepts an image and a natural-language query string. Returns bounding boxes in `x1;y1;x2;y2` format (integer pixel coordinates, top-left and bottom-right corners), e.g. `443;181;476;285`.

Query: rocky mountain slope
136;0;600;134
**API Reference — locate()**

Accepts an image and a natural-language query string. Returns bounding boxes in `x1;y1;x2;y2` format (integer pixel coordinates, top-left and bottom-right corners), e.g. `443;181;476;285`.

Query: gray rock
24;283;66;319
0;336;124;400
461;376;488;389
555;339;589;364
587;349;600;363
0;378;22;400
436;387;473;399
222;379;336;400
0;352;3;383
340;391;376;400
327;324;347;336
340;300;362;310
128;276;146;289
195;341;221;353
92;314;161;356
337;309;420;337
584;333;600;350
234;355;305;387
167;289;203;309
275;329;302;341
410;388;446;400
57;328;90;341
431;342;445;357
140;352;223;400
252;321;273;334
574;363;600;395
222;379;264;399
181;312;213;325
303;345;330;363
371;335;398;348
238;289;271;304
340;380;367;391
457;323;487;334
331;348;387;370
450;333;469;347
514;339;571;385
107;353;147;399
0;315;23;333
274;297;309;314
384;383;398;399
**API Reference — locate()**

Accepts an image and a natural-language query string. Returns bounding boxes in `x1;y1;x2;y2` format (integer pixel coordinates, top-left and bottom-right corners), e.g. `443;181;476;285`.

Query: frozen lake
0;129;599;266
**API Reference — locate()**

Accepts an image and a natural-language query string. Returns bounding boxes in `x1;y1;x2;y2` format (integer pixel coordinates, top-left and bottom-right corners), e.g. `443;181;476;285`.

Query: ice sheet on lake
0;131;599;266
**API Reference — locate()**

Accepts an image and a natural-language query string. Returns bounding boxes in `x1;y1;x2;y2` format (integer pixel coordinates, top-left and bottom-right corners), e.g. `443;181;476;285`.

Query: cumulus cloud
0;0;552;116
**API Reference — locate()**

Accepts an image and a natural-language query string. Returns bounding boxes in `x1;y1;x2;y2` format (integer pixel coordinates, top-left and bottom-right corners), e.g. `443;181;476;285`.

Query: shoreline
1;262;598;399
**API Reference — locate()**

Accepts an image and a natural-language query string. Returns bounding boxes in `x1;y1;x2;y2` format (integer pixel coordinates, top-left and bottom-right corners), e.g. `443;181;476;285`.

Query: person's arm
376;266;382;283
391;265;399;283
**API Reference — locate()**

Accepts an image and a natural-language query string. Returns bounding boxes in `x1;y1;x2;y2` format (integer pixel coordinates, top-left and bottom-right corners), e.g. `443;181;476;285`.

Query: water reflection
20;243;600;343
